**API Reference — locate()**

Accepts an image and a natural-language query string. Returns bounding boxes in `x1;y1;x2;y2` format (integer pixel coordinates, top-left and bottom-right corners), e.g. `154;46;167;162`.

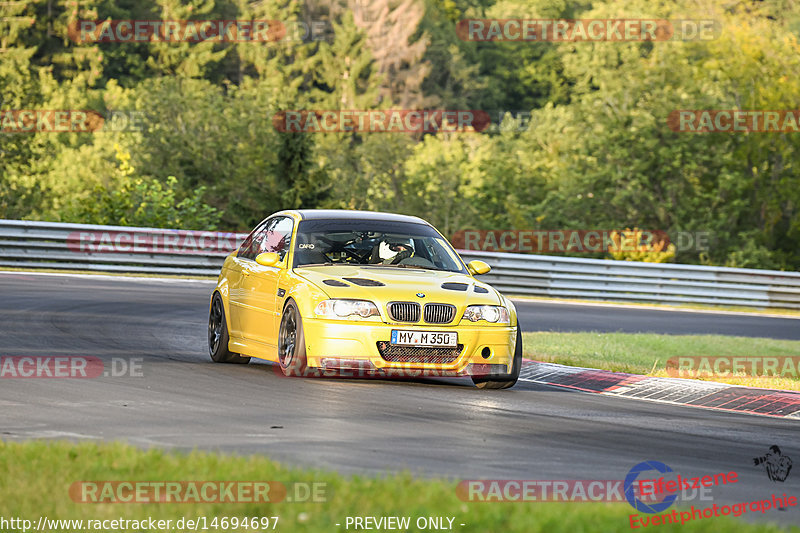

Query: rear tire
278;300;308;376
208;293;250;364
472;321;522;389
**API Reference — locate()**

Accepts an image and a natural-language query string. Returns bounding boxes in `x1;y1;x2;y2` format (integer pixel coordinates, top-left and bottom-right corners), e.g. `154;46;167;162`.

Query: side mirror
255;252;280;267
467;260;491;275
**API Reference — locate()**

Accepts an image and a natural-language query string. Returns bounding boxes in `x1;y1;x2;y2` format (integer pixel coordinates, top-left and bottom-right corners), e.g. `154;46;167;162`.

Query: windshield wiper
298;262;335;267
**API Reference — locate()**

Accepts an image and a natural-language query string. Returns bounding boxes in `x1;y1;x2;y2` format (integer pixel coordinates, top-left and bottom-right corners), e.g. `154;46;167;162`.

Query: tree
350;0;433;108
500;0;800;267
402;133;484;236
0;0;48;218
277;130;331;209
144;0;229;78
67;144;221;229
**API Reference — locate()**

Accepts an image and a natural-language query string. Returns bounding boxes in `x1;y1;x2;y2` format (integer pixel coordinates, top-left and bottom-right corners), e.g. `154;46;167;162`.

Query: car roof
276;209;431;226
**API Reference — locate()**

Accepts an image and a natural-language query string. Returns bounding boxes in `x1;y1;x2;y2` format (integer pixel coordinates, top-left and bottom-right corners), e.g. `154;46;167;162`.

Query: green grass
510;295;800;318
523;332;800;391
0;441;794;533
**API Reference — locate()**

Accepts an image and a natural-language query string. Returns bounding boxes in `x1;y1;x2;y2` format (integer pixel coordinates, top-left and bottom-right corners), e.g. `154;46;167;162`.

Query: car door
228;220;268;338
237;216;294;346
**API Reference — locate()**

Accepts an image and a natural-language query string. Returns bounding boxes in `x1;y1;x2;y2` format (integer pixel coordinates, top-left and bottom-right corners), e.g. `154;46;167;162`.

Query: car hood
293;265;503;308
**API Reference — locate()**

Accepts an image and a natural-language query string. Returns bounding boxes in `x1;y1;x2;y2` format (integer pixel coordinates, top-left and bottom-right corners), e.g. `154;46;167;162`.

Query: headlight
462;305;510;324
314;299;380;319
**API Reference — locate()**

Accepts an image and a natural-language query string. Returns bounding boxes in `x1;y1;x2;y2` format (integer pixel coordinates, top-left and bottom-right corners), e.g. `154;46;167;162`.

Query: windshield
293;219;466;273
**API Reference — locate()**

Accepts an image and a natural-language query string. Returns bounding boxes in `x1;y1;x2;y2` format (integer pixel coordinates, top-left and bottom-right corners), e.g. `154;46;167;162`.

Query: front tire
208;293;250;364
472;321;522;389
278;300;308;376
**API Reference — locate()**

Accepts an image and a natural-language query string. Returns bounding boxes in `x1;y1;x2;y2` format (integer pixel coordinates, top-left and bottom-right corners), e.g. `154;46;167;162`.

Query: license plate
390;330;457;347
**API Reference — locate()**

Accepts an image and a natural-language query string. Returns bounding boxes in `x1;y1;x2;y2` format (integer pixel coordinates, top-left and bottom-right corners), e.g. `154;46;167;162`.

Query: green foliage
523;331;800;390
310;11;380;110
1;0;799;271
68;145;221;229
277;131;331;209
2;440;797;533
0;0;46;218
402;133;483;236
77;174;221;229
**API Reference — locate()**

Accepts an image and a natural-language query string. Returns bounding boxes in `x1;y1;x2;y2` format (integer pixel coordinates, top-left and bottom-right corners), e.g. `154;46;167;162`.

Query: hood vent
441;282;468;291
473;286;489;294
323;279;349;287
343;277;385;287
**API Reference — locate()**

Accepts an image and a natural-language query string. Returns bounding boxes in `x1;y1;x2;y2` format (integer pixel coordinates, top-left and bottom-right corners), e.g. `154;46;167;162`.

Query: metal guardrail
0;219;247;276
459;250;800;309
1;219;799;309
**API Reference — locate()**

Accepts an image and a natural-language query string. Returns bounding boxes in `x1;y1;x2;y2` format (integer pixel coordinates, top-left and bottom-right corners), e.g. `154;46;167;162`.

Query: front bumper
302;318;516;376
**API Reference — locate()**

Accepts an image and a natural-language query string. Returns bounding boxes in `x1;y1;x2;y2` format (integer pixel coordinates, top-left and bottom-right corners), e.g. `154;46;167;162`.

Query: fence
1;220;799;309
458;250;800;309
0;219;247;276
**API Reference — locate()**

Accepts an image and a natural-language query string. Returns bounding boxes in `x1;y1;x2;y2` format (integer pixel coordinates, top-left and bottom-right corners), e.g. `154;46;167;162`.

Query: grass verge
0;441;794;533
509;295;800;318
522;332;800;391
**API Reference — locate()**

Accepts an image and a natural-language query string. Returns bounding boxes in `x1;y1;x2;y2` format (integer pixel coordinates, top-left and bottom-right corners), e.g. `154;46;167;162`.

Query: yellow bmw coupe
208;210;521;389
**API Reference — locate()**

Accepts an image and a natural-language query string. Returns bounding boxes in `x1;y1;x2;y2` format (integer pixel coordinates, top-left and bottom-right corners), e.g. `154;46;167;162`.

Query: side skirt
229;336;279;363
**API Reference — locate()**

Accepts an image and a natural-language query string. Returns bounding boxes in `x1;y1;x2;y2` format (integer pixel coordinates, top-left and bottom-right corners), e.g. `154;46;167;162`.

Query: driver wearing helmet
376;239;414;264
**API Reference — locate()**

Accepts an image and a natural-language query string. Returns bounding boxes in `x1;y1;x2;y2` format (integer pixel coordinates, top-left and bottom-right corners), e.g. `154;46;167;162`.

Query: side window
240;217;294;262
259;217;294;261
238;220;268;260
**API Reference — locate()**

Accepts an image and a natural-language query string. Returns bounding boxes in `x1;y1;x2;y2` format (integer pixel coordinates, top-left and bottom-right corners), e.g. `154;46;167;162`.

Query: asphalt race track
1;271;799;525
